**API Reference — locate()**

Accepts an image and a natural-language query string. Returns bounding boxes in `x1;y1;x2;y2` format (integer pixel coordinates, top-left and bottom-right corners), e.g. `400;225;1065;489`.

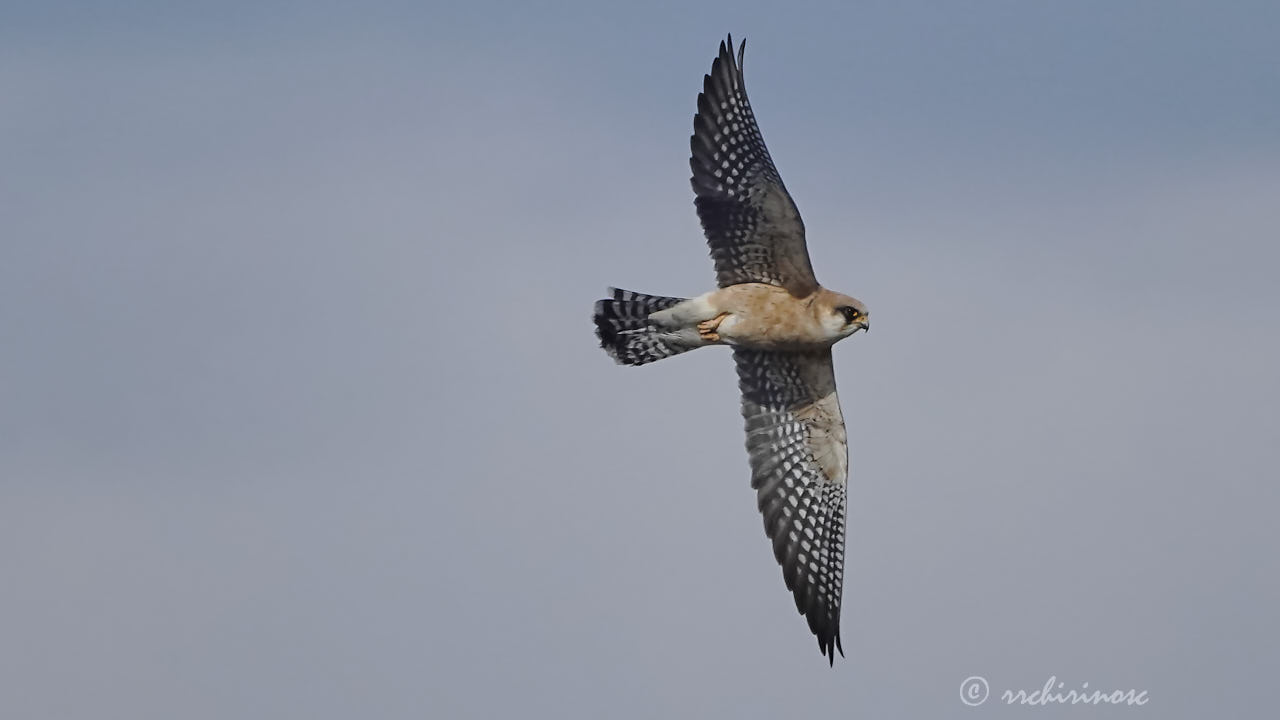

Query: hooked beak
857;320;870;333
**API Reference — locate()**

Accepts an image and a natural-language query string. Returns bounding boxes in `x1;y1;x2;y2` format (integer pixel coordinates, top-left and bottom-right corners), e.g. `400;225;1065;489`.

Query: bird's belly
719;312;828;350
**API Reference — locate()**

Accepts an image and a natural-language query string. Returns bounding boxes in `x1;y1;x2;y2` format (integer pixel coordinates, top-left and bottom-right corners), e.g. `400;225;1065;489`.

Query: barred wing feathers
689;36;818;297
735;348;848;663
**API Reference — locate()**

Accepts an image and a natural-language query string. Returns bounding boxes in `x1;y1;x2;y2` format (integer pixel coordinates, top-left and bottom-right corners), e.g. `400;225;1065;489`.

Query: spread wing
690;36;818;297
735;348;848;663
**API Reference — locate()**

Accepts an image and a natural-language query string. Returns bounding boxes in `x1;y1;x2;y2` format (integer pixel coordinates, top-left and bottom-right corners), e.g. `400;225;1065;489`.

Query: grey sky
3;1;1278;718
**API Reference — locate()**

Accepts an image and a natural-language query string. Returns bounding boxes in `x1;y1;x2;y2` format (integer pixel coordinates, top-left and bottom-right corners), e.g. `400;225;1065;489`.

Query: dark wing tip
814;613;843;665
719;33;745;76
824;626;844;665
722;33;745;61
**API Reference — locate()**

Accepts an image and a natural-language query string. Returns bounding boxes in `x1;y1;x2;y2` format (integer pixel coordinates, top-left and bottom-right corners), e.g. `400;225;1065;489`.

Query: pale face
815;292;870;342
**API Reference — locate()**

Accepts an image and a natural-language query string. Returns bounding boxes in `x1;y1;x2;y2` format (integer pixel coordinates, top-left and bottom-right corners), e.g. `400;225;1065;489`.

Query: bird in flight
592;35;869;664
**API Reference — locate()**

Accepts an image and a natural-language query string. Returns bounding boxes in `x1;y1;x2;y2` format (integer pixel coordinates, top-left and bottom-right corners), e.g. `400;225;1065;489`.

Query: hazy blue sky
3;1;1278;718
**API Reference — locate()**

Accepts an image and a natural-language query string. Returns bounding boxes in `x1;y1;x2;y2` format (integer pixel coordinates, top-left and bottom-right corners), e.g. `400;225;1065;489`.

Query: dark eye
837;306;857;323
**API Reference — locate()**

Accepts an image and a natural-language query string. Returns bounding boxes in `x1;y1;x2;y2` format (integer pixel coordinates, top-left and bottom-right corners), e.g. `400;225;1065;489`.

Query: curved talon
698;312;730;342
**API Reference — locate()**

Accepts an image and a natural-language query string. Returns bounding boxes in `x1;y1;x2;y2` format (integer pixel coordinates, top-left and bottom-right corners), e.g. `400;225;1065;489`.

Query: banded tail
594;288;694;366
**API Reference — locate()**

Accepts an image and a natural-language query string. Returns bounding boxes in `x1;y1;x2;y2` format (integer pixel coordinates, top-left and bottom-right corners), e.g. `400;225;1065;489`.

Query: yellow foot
697;312;730;342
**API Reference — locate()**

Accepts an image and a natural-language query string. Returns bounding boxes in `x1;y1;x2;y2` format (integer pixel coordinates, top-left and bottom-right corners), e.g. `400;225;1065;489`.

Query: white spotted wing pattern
735;347;847;663
690;36;819;297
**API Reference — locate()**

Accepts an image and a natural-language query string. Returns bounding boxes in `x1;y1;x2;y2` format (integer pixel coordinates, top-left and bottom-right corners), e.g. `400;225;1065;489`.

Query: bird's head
815;290;869;343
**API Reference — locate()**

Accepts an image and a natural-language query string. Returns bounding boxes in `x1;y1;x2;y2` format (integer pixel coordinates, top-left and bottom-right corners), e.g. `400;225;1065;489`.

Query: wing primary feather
734;348;848;664
689;34;817;294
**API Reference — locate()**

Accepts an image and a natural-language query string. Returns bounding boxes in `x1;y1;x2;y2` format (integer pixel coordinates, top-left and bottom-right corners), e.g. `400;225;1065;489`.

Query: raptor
593;35;869;664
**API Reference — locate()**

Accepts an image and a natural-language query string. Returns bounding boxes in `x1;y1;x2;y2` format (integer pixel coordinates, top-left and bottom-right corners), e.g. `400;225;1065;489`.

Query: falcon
592;35;869;664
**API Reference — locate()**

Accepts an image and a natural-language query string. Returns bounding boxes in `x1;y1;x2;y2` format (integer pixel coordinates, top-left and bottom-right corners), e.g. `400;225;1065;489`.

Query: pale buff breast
708;283;830;349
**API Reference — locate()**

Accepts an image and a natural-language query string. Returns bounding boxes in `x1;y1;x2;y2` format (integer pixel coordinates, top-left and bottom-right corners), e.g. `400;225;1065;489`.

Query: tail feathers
594;288;692;366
